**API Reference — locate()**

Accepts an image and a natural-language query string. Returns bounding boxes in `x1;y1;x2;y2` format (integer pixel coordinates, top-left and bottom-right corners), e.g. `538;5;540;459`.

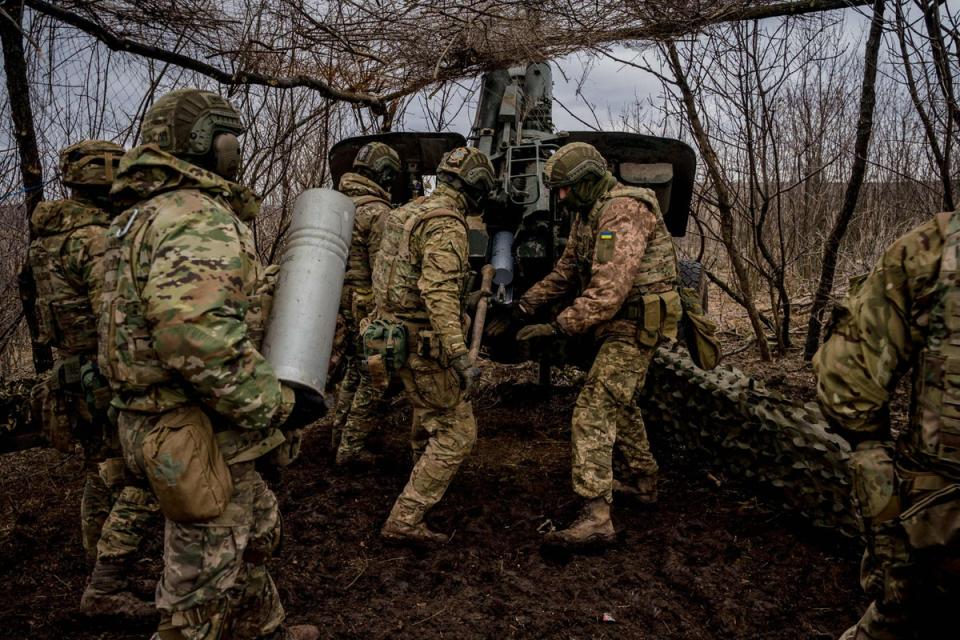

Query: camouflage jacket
29;196;111;356
372;183;471;359
338;172;391;310
520;182;677;337
99;144;292;442
814;212;960;472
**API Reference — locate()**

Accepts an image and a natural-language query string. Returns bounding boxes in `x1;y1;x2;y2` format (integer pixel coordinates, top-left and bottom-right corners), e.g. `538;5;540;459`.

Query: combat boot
334;448;377;469
542;497;616;548
614;474;658;504
381;518;448;547
80;559;154;618
280;624;320;640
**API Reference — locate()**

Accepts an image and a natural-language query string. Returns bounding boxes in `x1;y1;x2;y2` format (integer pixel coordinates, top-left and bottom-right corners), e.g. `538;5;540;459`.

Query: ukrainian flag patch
596;230;616;263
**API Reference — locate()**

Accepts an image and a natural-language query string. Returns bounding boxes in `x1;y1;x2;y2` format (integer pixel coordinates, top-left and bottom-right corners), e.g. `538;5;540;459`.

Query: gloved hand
283;387;328;430
450;353;481;400
464;289;491;313
515;322;558;342
486;303;533;337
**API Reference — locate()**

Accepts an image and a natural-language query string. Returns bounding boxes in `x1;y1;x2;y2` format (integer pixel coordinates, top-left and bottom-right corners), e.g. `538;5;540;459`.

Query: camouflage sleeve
365;202;390;274
814;215;946;444
519;215;580;312
62;225;108;315
415;215;470;359
556;197;654;335
142;193;286;431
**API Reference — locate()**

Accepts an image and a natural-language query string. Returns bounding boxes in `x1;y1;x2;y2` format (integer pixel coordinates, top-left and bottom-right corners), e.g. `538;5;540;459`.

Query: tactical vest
914;211;960;472
575;185;678;300
29;200;110;355
372;190;468;319
341;173;391;289
99;193;269;400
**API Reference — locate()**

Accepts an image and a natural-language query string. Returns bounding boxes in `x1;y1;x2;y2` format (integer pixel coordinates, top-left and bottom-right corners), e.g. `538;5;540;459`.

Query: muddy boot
80;559;154;618
614;474;658;504
542;497;615;549
334;448;377;469
278;624;321;640
381;518;448;547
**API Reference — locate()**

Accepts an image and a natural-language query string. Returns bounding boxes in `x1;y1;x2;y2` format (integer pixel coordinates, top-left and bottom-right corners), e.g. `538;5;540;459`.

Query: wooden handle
468;264;497;362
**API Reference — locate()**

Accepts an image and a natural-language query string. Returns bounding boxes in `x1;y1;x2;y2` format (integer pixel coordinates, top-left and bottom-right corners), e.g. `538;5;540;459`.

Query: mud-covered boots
80;558;154;618
542;497;616;549
381;518;448;547
614;474;658;504
266;624;321;640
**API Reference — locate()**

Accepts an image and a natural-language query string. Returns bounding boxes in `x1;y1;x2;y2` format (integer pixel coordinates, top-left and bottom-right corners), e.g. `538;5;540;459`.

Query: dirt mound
0;381;864;639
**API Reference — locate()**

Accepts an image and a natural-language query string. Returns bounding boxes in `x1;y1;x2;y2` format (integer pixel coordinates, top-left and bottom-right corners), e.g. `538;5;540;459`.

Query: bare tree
804;0;885;359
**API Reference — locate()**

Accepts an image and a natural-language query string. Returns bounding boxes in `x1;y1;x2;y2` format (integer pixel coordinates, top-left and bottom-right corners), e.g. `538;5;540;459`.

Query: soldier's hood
30;197;111;237
338;172;390;202
111;144;261;222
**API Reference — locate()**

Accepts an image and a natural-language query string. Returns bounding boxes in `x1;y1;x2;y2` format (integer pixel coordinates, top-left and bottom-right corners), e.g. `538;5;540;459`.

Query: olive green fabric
140;88;244;158
59;140;124;189
436;146;495;192
543;142;607;188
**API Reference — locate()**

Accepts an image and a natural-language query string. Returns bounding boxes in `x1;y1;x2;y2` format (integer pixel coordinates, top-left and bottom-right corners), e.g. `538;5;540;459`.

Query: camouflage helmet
353;142;401;176
140;88;244;157
59;140;124;189
543;142;607;188
437;146;496;193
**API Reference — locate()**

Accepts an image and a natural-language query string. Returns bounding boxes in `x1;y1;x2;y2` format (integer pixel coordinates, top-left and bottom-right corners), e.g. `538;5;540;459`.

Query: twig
412;605;449;627
342;557;369;590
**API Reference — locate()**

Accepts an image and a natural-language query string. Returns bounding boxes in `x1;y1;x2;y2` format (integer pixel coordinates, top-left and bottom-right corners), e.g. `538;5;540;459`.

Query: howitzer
330;63;704;365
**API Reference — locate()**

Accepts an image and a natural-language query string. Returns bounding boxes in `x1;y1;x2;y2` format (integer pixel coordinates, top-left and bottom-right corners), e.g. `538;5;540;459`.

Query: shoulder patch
596;230;616;263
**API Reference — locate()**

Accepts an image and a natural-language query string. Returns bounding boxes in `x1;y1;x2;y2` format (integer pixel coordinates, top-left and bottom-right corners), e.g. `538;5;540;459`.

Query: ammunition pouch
142;405;233;523
618;290;682;348
361;319;408;389
80;359;112;415
899;477;960;550
678;287;721;370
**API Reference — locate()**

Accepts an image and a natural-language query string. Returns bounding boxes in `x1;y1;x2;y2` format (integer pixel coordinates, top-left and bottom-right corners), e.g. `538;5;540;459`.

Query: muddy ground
0;374;866;639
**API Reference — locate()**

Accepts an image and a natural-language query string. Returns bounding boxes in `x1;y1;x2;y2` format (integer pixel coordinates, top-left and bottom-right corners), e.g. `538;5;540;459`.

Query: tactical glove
284;387;328;431
515;322;558;342
464;289;491;313
486;303;534;337
450;353;481;400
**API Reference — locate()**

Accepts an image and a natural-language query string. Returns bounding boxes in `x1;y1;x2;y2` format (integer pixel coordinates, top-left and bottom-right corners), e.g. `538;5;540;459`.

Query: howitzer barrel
491;231;514;286
263;189;355;395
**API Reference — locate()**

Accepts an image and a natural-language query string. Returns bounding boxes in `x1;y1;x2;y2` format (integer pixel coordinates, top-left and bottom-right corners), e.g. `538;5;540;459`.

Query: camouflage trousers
386;353;477;526
572;334;658;503
119;412;285;639
81;470;117;560
335;369;390;462
330;356;361;448
847;474;960;639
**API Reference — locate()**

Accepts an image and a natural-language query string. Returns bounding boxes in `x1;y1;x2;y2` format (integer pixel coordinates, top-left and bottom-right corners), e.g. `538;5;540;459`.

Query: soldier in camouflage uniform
330;142;399;463
28;140;159;616
371;146;493;546
516;142;681;548
815;212;960;640
98;89;320;640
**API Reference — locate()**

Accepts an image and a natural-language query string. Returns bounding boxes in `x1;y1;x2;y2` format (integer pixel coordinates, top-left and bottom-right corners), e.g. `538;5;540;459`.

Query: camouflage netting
641;343;857;537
